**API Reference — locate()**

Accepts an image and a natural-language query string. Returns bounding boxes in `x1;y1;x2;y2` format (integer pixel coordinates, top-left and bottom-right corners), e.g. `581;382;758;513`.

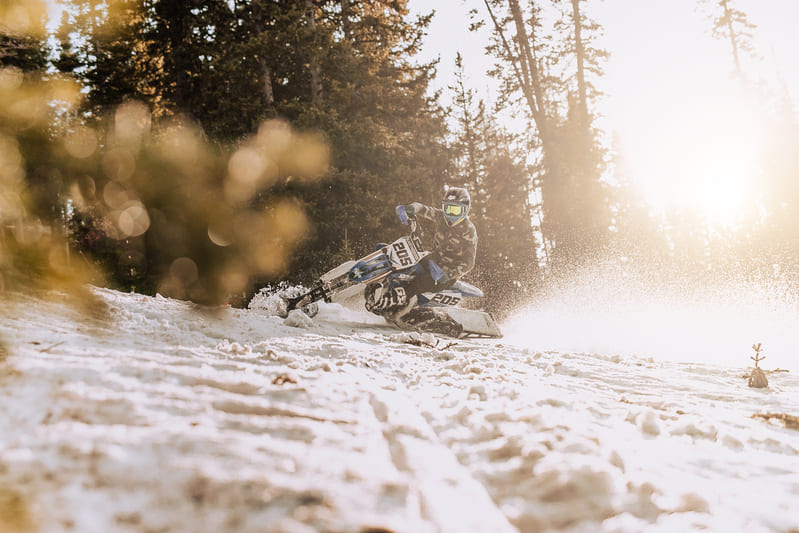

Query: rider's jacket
409;202;478;280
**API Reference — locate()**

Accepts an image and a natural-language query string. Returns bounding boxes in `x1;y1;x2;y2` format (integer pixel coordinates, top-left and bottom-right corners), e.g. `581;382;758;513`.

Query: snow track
1;288;798;532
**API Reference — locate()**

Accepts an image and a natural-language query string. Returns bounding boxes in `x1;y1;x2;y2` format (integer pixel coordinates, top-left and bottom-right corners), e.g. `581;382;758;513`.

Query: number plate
387;237;421;268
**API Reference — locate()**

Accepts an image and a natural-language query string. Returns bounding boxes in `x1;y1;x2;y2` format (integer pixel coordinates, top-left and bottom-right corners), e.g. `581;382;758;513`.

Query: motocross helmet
442;187;470;227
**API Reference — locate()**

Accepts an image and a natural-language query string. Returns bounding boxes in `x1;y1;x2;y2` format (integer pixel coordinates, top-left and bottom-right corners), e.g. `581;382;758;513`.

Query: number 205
432;294;460;306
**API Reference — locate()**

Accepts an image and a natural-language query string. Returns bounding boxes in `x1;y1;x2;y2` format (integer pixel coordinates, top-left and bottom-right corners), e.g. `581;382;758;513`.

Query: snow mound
388;331;439;346
284;309;314;328
248;283;309;317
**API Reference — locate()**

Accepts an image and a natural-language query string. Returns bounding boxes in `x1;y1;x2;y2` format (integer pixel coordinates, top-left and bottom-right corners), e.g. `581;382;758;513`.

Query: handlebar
408;218;423;252
396;204;422;245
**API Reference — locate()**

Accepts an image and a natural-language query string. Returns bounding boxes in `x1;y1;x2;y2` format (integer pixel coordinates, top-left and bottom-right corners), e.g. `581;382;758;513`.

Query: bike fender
417;289;467;307
451;280;483;298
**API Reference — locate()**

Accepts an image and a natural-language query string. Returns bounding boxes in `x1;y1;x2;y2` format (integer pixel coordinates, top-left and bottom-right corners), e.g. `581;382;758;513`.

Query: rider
365;186;478;315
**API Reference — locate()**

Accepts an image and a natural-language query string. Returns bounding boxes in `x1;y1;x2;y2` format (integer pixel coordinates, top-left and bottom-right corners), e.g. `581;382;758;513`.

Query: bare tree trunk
341;0;352;40
720;0;742;75
259;59;275;107
453;54;480;185
484;0;549;141
507;0;544;128
160;0;190;111
253;5;275;107
571;0;589;126
307;0;323;105
483;0;562;258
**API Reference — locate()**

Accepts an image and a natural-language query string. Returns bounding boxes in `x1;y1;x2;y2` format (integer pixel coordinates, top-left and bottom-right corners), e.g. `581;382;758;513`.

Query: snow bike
280;207;502;338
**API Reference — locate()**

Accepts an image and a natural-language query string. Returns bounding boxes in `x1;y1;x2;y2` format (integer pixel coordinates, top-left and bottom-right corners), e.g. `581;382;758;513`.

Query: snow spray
503;258;799;370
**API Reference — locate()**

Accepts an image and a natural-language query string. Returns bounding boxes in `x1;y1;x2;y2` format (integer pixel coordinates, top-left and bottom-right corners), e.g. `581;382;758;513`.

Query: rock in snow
0;287;798;533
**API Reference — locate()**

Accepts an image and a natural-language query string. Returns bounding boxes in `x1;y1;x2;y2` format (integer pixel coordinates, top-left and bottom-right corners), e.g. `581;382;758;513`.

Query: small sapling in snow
748;343;768;388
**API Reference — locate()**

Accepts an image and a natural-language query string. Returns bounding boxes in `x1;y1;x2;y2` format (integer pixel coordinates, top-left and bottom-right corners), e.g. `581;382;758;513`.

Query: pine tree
476;0;610;272
215;0;321;140
265;1;449;281
1;1;83;224
449;53;540;316
699;0;758;77
51;0;450;292
56;0;235;122
0;0;48;72
56;0;152;119
0;1;106;299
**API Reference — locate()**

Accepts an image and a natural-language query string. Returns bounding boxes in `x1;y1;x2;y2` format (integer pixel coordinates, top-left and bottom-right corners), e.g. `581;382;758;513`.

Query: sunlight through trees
1;0;798;314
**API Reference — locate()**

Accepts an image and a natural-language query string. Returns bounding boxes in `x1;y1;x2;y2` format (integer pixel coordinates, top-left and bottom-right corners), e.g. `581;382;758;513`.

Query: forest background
1;0;798;318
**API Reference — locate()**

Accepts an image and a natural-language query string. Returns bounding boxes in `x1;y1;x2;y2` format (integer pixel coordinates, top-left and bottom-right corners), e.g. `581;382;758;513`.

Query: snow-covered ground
1;286;798;533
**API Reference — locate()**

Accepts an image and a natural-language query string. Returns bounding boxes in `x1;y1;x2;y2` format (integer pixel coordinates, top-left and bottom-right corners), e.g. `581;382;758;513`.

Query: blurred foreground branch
1;63;329;307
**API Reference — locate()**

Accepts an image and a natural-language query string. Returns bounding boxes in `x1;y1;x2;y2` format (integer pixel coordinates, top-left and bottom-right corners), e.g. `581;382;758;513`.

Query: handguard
396;204;410;225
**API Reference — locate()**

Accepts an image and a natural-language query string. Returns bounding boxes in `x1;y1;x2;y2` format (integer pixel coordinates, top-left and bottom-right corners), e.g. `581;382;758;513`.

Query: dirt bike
279;207;502;338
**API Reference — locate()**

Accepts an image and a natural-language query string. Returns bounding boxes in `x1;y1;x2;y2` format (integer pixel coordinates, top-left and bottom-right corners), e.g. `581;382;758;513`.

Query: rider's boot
399;307;464;338
365;284;408;314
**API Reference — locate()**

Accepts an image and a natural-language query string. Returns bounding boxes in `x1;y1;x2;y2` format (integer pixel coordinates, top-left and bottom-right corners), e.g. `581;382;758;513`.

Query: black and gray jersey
409;202;477;280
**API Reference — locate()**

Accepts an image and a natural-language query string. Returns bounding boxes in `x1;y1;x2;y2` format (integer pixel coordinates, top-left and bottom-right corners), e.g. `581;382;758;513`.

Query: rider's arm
405;202;438;223
450;222;477;279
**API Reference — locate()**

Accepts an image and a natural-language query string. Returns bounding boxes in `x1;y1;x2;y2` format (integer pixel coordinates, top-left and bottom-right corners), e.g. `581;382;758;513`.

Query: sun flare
619;81;764;229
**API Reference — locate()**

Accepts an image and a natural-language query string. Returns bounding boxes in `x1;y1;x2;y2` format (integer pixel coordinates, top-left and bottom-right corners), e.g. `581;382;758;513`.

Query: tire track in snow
0;290;459;532
3;289;799;532
369;385;516;533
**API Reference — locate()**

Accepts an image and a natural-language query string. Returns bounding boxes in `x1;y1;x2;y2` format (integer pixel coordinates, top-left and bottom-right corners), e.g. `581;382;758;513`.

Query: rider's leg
365;281;411;314
371;284;409;311
368;264;434;314
397;257;442;297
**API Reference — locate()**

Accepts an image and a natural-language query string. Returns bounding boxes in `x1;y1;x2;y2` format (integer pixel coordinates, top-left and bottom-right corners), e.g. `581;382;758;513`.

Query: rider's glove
404;203;422;217
397;203;422;225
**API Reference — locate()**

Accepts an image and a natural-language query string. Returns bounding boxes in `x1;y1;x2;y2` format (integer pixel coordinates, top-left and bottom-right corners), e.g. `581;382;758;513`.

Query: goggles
443;203;464;216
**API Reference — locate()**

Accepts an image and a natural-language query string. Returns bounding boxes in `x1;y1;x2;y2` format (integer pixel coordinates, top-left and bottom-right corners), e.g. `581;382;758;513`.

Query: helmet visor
443;203;464;216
